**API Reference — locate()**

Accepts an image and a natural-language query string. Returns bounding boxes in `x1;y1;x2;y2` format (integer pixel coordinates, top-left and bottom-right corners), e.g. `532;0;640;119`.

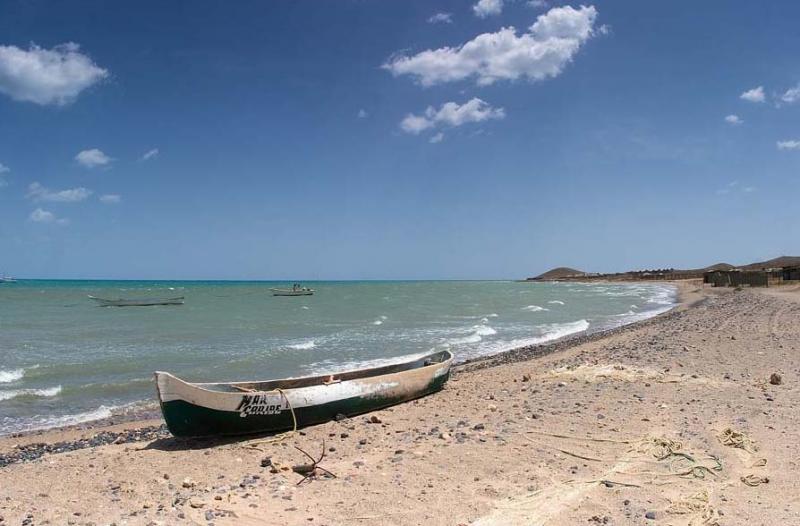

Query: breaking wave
522;305;549;312
287;340;316;350
547;300;565;305
0;368;25;384
0;385;62;402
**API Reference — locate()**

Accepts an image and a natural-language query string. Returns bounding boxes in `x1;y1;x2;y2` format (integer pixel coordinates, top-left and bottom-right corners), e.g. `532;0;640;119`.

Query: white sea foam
373;315;388;325
301;306;310;310
0;368;25;383
522;305;549;312
0;385;62;402
473;325;497;336
547;300;565;305
288;340;316;350
454;319;590;362
1;405;116;436
487;313;498;318
446;333;483;345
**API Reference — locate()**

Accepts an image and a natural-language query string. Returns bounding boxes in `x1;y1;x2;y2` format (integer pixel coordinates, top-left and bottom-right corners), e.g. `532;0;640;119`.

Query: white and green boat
154;350;453;438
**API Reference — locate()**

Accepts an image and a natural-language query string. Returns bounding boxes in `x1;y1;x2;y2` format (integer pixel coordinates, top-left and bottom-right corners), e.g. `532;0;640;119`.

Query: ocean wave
0;385;62;402
547;300;565;305
446;333;483;345
0;368;25;384
522;305;549;312
473;325;497;336
373;315;388;326
287;340;316;350
1;405;115;436
454;319;590;362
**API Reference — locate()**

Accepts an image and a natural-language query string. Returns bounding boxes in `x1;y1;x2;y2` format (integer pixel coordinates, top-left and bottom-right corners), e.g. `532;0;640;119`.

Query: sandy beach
1;281;799;525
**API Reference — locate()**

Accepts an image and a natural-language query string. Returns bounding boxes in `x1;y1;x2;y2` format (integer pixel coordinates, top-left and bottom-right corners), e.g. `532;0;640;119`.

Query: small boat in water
154;350;453;438
0;273;17;283
271;284;314;296
88;295;185;307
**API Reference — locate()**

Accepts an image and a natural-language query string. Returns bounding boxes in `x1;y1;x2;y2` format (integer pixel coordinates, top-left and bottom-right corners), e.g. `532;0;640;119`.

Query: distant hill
529;267;587;281
740;256;800;270
704;262;735;271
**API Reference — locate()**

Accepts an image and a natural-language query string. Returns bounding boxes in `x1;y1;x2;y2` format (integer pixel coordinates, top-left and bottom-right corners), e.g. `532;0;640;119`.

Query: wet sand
1;282;799;525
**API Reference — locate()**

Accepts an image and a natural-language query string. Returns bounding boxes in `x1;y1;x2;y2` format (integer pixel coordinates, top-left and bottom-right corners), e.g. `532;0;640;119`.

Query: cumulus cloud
428;12;453;24
75;148;112;168
141;148;159;161
724;114;742;125
777;140;800;151
780;84;800;104
29;207;68;225
400;98;505;135
99;194;121;204
27;182;92;202
0;43;108;106
474;0;503;18
357;109;368;118
429;132;445;144
384;5;599;87
740;86;765;103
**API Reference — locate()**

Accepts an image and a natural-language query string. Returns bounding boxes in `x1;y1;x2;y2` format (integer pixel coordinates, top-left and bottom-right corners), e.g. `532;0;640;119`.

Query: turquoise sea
0;280;676;435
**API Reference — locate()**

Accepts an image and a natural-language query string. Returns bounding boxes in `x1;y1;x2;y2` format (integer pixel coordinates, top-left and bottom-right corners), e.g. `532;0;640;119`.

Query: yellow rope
239;388;298;449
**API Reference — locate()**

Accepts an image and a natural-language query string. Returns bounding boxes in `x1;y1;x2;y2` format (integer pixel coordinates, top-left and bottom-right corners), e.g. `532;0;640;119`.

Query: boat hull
89;296;185;307
155;352;452;438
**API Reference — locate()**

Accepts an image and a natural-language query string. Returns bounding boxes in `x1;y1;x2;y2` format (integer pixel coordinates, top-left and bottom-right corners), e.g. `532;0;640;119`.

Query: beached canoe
270;287;314;296
88;295;185;307
154;350;453;438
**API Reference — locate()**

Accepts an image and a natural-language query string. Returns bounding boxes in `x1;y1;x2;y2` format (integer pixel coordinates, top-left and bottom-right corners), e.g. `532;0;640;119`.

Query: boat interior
194;350;453;393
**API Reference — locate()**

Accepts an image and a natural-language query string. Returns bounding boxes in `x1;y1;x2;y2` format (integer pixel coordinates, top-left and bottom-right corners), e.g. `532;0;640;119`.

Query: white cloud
141;148;159;161
777;140;800;150
0;43;108;106
724;114;742;125
716;181;755;195
428;12;453;24
740;86;765;103
27;182;92;202
0;162;9;174
75;148;112;168
29;207;68;225
429;132;445;143
780;84;800;104
384;5;599;87
357;109;368;118
474;0;503;18
527;0;549;8
401;98;505;135
99;194;121;204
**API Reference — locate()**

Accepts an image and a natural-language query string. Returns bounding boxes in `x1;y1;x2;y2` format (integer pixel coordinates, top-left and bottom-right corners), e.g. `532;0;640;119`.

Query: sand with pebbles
1;282;799;525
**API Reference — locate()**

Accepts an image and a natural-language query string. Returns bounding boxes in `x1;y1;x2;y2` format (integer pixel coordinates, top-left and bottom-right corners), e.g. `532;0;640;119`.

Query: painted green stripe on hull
160;373;449;438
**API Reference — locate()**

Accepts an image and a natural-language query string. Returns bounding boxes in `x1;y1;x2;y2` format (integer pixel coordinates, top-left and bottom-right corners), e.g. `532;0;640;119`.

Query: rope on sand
666;490;721;526
740;474;769;487
717;428;758;453
526;429;635;445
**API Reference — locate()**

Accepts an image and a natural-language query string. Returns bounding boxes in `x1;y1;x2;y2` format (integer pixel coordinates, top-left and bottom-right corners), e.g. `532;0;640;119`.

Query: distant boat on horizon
271;284;315;296
0;272;17;283
88;295;185;307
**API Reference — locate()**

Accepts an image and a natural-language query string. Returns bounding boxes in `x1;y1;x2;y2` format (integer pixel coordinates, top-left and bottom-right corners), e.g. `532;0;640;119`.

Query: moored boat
270;286;314;296
154;350;453;438
88;295;185;307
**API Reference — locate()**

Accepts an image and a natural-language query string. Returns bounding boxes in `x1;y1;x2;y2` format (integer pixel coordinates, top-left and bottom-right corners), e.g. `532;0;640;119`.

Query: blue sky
0;0;798;280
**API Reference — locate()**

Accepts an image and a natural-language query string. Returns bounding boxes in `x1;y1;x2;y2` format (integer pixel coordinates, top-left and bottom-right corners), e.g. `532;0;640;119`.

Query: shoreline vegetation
2;279;799;524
